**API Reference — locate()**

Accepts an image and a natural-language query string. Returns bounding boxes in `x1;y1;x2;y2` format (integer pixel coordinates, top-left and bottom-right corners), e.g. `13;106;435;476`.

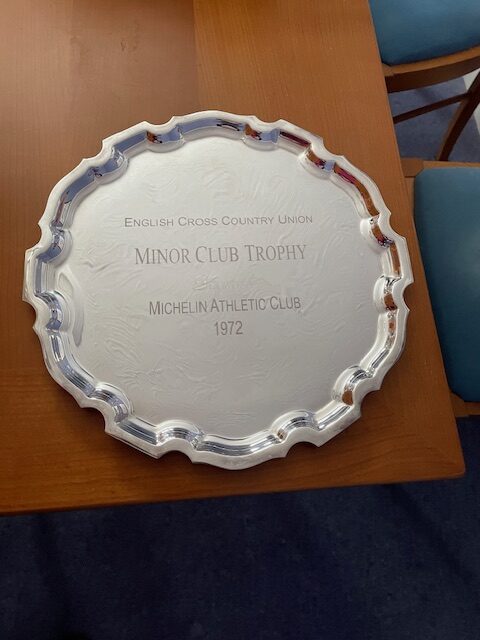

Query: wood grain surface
384;44;480;93
0;0;464;514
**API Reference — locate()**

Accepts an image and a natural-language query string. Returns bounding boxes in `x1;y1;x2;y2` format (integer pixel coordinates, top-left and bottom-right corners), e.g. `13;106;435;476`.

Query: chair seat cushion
369;0;480;65
414;167;480;401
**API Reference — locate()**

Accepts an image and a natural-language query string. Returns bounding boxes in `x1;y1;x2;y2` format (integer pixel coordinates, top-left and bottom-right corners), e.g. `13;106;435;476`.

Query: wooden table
0;0;464;514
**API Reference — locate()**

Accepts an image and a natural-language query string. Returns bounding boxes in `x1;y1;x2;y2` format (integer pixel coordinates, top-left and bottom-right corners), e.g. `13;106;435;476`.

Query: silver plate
24;111;413;469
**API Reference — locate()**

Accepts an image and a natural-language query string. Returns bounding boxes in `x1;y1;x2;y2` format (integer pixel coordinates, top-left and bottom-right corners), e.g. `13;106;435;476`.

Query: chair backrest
414;165;480;402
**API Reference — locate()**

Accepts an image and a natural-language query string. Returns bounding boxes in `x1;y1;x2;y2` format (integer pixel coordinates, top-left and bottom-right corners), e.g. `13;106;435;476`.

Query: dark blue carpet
390;78;480;161
1;418;479;640
2;80;479;640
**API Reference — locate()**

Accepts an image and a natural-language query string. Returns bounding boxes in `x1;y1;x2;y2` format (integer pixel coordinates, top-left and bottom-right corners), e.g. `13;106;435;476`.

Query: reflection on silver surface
24;111;413;469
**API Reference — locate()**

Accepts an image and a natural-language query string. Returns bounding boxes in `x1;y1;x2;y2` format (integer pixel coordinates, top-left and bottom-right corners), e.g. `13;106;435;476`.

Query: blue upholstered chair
370;1;480;160
414;165;480;402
